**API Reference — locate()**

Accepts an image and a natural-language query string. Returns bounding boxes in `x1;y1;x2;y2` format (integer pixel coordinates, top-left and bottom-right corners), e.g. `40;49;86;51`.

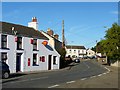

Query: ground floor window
53;56;57;64
33;54;38;66
1;52;7;63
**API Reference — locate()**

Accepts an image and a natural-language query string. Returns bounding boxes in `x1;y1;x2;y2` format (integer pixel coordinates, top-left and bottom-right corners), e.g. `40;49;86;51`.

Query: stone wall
111;61;120;67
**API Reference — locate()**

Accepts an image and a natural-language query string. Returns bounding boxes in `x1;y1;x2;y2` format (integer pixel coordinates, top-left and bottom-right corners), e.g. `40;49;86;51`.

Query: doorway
48;55;52;70
16;53;22;72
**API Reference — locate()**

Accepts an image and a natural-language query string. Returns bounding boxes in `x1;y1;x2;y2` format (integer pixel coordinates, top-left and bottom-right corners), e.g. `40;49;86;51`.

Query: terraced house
65;45;87;59
0;17;60;73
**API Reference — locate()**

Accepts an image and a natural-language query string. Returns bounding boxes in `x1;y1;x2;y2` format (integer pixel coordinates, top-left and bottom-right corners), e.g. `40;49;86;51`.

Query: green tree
96;23;120;63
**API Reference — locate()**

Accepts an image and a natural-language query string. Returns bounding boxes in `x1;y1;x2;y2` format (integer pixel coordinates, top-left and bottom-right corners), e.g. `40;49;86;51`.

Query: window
69;50;71;53
82;50;84;53
74;50;76;53
40;56;45;62
33;39;37;51
53;56;57;64
1;35;7;49
33;54;37;66
42;56;45;62
17;37;22;50
1;53;7;62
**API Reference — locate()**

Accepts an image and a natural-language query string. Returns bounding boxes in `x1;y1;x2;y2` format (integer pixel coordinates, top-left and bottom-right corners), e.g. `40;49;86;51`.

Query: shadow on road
9;73;27;79
2;73;28;84
67;63;80;70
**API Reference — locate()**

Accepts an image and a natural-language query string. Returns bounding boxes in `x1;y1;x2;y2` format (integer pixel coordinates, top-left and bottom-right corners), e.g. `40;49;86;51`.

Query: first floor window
33;54;37;66
1;53;7;62
74;50;76;53
53;56;57;64
17;37;22;50
1;35;7;49
33;39;37;50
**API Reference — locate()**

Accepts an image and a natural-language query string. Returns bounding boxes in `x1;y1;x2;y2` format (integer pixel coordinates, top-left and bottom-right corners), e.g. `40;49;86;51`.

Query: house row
0;17;60;73
65;45;87;59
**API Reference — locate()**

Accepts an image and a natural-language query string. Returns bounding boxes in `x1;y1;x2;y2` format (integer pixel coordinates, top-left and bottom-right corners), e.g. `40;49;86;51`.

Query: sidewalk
57;65;119;88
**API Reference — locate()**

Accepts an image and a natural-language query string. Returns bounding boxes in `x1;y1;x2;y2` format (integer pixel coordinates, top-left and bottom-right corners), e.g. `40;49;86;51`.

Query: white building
87;48;95;57
65;45;87;59
0;18;60;73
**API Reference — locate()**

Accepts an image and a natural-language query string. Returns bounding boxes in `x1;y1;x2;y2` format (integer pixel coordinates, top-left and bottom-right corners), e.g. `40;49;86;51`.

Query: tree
96;23;120;63
58;47;66;68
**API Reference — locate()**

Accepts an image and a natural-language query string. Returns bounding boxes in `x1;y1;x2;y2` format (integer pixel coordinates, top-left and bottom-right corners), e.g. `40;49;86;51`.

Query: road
2;60;109;88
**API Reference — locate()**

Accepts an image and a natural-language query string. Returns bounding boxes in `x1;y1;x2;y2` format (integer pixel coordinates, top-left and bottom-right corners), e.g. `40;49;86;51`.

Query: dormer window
1;35;7;49
17;37;22;50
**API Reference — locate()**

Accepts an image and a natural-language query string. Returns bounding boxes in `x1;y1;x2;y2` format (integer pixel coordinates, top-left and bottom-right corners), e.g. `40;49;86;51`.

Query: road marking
106;71;110;74
104;67;110;72
7;76;48;84
66;81;75;84
48;84;59;88
30;76;48;81
90;76;95;78
98;74;102;76
83;62;90;69
81;78;87;80
103;73;107;75
91;76;96;78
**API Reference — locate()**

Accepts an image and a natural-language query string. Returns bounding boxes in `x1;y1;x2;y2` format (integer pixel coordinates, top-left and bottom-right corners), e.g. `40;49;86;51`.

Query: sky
1;2;118;49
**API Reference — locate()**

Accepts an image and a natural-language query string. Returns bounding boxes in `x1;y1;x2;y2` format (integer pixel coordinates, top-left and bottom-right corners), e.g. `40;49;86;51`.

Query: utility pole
62;20;65;48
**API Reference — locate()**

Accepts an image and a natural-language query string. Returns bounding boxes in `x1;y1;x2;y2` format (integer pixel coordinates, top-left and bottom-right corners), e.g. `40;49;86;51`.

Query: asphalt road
2;59;107;88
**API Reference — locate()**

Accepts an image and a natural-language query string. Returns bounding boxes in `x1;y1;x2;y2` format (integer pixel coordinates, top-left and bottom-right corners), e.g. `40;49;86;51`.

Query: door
16;53;22;72
48;55;52;70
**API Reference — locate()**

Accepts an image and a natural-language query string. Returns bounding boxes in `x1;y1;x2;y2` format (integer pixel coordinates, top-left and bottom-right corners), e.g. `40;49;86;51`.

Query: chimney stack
47;28;54;36
28;17;38;30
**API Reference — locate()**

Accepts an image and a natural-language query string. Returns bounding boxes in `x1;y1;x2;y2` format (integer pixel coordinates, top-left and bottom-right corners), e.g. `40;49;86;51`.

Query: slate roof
66;45;86;49
0;22;48;40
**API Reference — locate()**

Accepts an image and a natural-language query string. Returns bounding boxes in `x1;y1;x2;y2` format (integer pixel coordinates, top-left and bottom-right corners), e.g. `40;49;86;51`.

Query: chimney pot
47;28;54;36
32;17;37;22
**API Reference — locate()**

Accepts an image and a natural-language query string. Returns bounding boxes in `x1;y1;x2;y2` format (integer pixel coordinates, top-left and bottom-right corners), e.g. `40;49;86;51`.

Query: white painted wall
87;49;95;57
0;33;60;73
7;35;16;73
66;48;86;58
28;22;38;30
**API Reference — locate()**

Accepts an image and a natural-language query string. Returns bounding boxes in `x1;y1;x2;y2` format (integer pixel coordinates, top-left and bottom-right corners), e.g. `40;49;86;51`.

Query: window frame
33;54;38;66
53;56;57;65
1;35;7;49
17;37;23;50
1;52;7;62
33;39;38;51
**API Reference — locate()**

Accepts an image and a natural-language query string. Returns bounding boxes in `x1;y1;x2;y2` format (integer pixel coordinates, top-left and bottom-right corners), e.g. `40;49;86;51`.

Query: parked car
0;61;10;79
74;58;80;63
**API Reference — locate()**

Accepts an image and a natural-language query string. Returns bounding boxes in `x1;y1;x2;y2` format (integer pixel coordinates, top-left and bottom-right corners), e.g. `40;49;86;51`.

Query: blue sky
2;2;118;48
